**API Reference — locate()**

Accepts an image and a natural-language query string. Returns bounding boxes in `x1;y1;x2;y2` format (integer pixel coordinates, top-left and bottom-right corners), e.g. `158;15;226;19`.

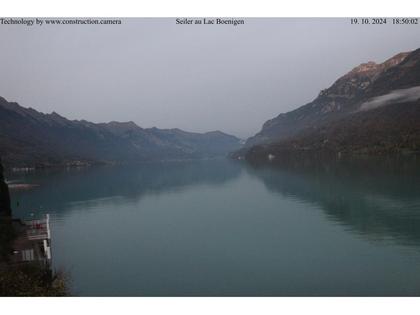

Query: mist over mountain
0;98;242;168
238;48;420;160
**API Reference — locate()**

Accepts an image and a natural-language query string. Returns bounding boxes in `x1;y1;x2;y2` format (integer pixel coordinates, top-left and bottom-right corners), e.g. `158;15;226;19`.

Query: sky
0;18;419;138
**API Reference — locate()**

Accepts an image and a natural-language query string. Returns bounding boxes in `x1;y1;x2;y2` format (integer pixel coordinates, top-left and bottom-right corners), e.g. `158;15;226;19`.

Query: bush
0;263;69;296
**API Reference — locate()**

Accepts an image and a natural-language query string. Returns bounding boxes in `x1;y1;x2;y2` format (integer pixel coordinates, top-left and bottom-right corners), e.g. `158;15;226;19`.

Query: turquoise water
8;157;420;296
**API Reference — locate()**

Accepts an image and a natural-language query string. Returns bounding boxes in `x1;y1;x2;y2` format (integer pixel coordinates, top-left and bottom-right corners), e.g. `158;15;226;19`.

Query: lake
8;156;420;296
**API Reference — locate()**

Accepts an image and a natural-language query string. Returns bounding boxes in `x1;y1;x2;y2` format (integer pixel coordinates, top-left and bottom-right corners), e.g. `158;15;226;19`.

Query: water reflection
6;156;420;296
9;159;242;220
10;156;420;247
246;155;420;247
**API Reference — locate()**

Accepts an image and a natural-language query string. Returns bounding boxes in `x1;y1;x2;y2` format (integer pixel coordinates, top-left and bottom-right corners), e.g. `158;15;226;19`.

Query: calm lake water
8;157;420;296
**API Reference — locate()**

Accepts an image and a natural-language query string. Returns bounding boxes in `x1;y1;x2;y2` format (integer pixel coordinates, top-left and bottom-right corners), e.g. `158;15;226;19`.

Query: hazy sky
1;18;419;138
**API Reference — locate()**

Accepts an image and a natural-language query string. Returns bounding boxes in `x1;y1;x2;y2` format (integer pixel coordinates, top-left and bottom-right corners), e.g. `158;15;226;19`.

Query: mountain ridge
245;50;415;147
0;97;242;168
239;48;420;161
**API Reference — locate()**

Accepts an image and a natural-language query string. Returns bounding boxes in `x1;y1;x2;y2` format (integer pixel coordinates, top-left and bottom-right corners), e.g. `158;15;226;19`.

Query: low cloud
360;86;420;111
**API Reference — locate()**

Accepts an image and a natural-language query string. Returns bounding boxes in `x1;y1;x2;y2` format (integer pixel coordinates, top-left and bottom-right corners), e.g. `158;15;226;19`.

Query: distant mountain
238;48;420;160
0;98;242;168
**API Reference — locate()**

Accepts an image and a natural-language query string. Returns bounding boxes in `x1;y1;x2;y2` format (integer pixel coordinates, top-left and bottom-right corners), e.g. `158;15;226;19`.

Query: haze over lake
9;157;420;296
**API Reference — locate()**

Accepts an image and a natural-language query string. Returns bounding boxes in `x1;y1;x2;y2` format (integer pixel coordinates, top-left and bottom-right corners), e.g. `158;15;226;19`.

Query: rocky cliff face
245;50;413;147
0;98;242;168
239;48;420;160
